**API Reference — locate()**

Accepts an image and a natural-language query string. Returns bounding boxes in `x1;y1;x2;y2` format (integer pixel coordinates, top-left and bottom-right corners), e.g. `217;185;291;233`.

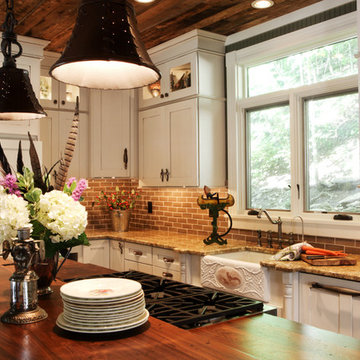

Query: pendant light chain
1;0;22;68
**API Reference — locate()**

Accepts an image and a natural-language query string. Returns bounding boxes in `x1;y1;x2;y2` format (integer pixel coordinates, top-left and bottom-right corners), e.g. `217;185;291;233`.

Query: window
242;37;359;215
246;104;291;210
247;38;358;97
305;91;359;213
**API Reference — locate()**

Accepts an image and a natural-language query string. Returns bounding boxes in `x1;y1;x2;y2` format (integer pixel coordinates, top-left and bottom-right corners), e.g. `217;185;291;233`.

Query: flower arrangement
0;169;89;258
0;185;30;242
97;187;140;211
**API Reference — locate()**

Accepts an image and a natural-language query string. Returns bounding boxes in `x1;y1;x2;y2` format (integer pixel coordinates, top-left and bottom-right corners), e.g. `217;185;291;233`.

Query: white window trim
226;9;360;239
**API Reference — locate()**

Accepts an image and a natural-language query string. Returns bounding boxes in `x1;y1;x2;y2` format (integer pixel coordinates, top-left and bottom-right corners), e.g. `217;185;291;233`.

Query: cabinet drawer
124;243;152;264
152;248;180;271
152;266;181;281
125;260;152;275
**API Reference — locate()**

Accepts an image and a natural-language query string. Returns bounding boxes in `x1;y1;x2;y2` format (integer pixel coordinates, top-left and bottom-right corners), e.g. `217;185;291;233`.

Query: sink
201;251;273;302
211;250;273;263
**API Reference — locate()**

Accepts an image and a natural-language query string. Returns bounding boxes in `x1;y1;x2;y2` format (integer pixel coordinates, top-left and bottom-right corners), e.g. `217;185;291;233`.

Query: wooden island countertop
0;259;359;360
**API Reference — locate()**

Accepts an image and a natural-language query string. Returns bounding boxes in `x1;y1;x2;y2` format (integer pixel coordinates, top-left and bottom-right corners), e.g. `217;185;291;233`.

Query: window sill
230;212;360;240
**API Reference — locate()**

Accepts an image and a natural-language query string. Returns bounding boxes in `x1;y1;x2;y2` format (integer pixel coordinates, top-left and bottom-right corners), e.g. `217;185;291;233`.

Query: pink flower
71;179;88;201
0;174;21;196
66;177;76;187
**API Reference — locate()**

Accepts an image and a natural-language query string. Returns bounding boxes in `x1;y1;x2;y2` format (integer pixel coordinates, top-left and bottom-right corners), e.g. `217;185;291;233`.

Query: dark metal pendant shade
0;67;47;120
0;0;46;121
49;0;161;90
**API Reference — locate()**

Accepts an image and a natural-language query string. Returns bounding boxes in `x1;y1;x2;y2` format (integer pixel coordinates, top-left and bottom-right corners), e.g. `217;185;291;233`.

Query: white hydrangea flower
37;190;87;243
0;190;31;242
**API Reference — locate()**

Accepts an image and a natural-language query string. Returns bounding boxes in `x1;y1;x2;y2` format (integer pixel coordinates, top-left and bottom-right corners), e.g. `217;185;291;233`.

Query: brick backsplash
83;178;360;254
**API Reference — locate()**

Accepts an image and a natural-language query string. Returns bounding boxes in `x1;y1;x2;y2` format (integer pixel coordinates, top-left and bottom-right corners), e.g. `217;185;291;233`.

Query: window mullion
289;91;304;216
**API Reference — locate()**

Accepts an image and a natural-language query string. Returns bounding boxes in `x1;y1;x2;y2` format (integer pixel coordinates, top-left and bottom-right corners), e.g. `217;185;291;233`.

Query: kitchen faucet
256;209;283;248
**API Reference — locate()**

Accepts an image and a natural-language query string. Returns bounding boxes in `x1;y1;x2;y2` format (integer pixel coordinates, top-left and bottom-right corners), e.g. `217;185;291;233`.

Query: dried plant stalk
55;97;79;190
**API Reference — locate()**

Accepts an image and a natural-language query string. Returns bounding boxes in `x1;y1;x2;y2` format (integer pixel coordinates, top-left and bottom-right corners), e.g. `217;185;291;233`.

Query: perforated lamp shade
49;0;161;90
0;67;47;120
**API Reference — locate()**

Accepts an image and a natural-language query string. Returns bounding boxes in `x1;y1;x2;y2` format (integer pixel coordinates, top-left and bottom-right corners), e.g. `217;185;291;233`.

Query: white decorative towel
272;242;312;261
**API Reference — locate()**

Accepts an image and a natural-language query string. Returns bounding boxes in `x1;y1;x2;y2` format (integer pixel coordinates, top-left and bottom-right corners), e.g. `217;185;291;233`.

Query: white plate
60;278;142;300
63;302;145;317
63;308;146;327
56;310;149;334
62;298;145;313
60;289;144;305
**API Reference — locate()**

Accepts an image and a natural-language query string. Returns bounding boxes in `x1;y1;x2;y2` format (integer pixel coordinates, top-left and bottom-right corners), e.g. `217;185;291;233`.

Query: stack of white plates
56;278;149;333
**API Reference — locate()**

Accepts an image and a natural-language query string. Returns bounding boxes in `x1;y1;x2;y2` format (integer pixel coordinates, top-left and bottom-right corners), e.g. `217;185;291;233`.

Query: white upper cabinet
89;89;135;178
39;53;88;112
139;99;198;186
138;30;226;187
139;29;226;109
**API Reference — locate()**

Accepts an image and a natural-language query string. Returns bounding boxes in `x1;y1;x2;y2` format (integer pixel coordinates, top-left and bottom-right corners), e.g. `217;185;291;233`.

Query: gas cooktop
63;271;275;329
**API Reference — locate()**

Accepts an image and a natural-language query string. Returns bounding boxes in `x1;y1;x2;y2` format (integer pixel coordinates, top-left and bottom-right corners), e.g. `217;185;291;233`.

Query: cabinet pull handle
311;283;360;296
165;168;169;181
160;169;165;182
162;272;173;278
118;242;123;254
123;148;128;170
163;257;174;263
61;100;65;105
133;250;143;256
53;99;58;104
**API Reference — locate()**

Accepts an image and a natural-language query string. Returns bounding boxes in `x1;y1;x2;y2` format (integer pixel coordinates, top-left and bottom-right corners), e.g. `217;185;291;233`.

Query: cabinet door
166;98;197;186
124;260;152;274
139;99;198;186
139;53;197;109
40;68;88;112
109;240;125;271
90;89;131;177
139;107;169;186
299;273;360;338
45;110;89;179
82;240;110;268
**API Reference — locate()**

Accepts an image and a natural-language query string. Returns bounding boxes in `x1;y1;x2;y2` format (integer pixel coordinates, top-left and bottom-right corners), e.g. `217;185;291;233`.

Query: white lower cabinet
124;260;153;274
299;273;360;339
82;239;110;268
152;248;181;281
109;240;125;271
83;238;201;285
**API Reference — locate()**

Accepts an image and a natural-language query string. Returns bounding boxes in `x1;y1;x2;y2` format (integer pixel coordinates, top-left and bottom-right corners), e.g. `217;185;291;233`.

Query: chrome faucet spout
257;209;283;247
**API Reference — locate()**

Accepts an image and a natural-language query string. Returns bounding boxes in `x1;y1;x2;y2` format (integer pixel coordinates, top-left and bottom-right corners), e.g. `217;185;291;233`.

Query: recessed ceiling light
135;0;155;3
251;0;274;9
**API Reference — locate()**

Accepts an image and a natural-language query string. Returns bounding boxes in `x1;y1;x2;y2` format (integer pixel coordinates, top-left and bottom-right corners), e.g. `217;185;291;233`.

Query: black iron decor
50;0;161;90
197;186;235;245
0;0;46;120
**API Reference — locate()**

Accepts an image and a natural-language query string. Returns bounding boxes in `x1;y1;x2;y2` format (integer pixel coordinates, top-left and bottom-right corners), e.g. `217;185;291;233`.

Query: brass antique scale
197;186;235;245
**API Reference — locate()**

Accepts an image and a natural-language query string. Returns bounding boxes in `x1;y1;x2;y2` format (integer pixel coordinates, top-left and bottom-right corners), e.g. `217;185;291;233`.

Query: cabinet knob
61;100;65;105
133;250;143;256
160;94;164;98
53;99;58;104
162;272;173;278
163;257;174;263
164;93;169;97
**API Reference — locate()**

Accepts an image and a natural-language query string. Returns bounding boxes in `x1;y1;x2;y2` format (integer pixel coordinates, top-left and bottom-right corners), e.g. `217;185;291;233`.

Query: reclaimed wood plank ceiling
1;0;324;53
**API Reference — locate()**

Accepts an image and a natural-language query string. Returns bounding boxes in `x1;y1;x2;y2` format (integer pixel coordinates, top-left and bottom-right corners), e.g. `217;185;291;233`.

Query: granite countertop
85;229;260;255
85;229;360;282
260;256;360;282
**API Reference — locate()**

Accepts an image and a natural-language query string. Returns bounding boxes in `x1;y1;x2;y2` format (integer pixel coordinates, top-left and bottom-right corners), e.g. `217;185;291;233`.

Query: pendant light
0;0;46;120
49;0;161;90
